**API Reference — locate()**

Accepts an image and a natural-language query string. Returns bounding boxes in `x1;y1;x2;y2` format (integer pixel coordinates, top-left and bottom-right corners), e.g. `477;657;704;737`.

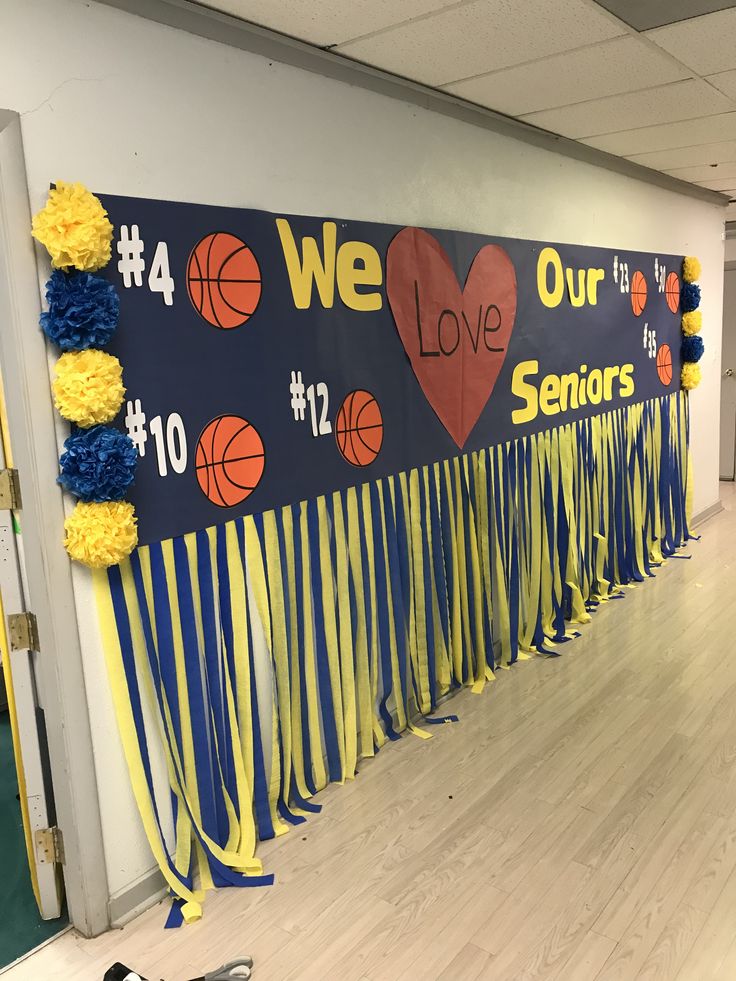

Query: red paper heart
386;228;517;449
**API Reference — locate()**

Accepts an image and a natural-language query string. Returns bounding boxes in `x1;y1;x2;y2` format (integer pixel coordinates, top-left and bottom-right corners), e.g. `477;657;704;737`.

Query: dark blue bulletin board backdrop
98;193;683;546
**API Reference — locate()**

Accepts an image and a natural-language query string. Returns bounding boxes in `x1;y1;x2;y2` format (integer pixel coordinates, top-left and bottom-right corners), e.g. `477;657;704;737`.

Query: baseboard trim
691;500;724;527
108;867;167;928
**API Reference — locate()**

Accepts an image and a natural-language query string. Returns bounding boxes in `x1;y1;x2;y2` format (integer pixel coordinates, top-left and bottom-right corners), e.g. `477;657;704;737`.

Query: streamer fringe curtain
96;393;693;919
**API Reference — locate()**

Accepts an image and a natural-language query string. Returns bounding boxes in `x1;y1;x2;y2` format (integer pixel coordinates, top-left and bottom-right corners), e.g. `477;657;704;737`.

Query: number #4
149;241;175;306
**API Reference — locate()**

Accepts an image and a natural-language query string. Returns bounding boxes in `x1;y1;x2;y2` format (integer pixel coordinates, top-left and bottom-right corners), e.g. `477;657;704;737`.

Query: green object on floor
0;713;67;968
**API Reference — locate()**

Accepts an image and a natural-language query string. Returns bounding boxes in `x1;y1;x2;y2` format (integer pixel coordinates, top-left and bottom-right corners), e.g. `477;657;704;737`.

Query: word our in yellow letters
537;247;605;309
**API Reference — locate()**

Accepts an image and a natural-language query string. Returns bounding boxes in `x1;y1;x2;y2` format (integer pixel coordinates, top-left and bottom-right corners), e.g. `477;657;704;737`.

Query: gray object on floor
189;956;254;981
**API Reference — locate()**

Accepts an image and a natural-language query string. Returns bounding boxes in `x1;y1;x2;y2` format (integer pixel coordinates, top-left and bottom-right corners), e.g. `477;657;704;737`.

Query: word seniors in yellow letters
512;248;635;424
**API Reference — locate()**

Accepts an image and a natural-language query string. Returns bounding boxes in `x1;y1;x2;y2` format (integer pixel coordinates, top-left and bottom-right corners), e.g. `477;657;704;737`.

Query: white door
720;267;736;480
0;398;62;920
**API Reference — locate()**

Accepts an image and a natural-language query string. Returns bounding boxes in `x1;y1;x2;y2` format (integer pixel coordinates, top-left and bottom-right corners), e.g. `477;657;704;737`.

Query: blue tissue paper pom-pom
58;425;137;502
680;282;701;313
40;269;119;351
681;334;704;363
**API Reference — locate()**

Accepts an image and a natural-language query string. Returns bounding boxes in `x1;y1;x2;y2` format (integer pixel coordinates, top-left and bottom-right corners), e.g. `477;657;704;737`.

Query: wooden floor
6;486;736;981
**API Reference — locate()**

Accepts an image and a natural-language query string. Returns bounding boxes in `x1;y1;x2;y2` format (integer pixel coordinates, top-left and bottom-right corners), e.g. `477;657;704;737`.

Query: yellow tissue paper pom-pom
52;349;125;427
681;310;702;336
682;256;702;284
64;501;138;569
31;181;113;271
681;362;702;390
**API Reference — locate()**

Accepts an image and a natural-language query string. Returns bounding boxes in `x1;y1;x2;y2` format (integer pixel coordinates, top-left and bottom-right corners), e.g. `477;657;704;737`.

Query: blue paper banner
98;193;683;545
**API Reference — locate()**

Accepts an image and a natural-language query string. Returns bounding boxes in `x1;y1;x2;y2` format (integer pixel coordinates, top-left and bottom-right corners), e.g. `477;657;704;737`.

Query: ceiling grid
198;0;736;216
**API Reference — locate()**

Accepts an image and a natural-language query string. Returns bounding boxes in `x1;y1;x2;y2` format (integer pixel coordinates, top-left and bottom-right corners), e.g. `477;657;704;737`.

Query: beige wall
0;0;726;906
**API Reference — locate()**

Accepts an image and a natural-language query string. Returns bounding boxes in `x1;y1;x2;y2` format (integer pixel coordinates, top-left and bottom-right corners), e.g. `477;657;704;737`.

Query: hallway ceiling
195;0;736;217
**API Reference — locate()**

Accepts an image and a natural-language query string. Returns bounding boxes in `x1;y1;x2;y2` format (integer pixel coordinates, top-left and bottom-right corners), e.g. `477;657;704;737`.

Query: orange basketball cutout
665;271;680;313
187;232;262;329
335;390;383;467
656;343;673;386
195;414;265;507
631;270;647;316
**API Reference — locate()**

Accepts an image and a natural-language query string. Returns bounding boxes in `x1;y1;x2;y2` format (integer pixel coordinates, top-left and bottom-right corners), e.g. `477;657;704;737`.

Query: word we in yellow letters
276;218;383;312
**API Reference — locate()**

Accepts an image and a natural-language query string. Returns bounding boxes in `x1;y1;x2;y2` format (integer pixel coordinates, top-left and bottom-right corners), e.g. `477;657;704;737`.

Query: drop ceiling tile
583;111;736;155
335;0;624;87
627;141;736;169
695;176;736;190
596;0;736;31
521;79;734;139
442;36;689;116
197;0;459;45
707;70;736;99
647;9;736;75
666;161;736;181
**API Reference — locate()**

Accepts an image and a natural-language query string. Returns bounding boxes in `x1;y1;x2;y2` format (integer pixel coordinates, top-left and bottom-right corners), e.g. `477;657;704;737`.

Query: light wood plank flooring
5;486;736;980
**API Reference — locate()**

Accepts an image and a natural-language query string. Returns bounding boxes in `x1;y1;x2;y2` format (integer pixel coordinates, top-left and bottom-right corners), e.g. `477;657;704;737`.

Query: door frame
0;111;110;937
721;255;736;480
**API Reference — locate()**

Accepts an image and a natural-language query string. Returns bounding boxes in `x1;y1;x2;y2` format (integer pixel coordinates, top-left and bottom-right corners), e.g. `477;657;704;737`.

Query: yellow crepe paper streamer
52;349;125;427
31;181;113;271
681;362;701;390
64;500;138;568
93;569;204;922
94;392;693;921
682;255;702;284
681;310;702;336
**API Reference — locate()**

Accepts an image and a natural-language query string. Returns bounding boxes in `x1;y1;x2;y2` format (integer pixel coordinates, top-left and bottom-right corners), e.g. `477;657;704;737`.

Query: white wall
0;0;726;906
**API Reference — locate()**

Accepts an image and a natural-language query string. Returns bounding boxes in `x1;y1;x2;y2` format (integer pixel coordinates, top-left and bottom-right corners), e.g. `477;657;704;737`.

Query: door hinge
8;611;40;652
35;826;65;865
0;469;21;509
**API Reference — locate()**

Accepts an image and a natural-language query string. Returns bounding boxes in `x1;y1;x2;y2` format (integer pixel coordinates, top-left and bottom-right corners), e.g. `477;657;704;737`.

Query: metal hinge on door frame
35;826;65;866
0;468;21;509
8;611;39;652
